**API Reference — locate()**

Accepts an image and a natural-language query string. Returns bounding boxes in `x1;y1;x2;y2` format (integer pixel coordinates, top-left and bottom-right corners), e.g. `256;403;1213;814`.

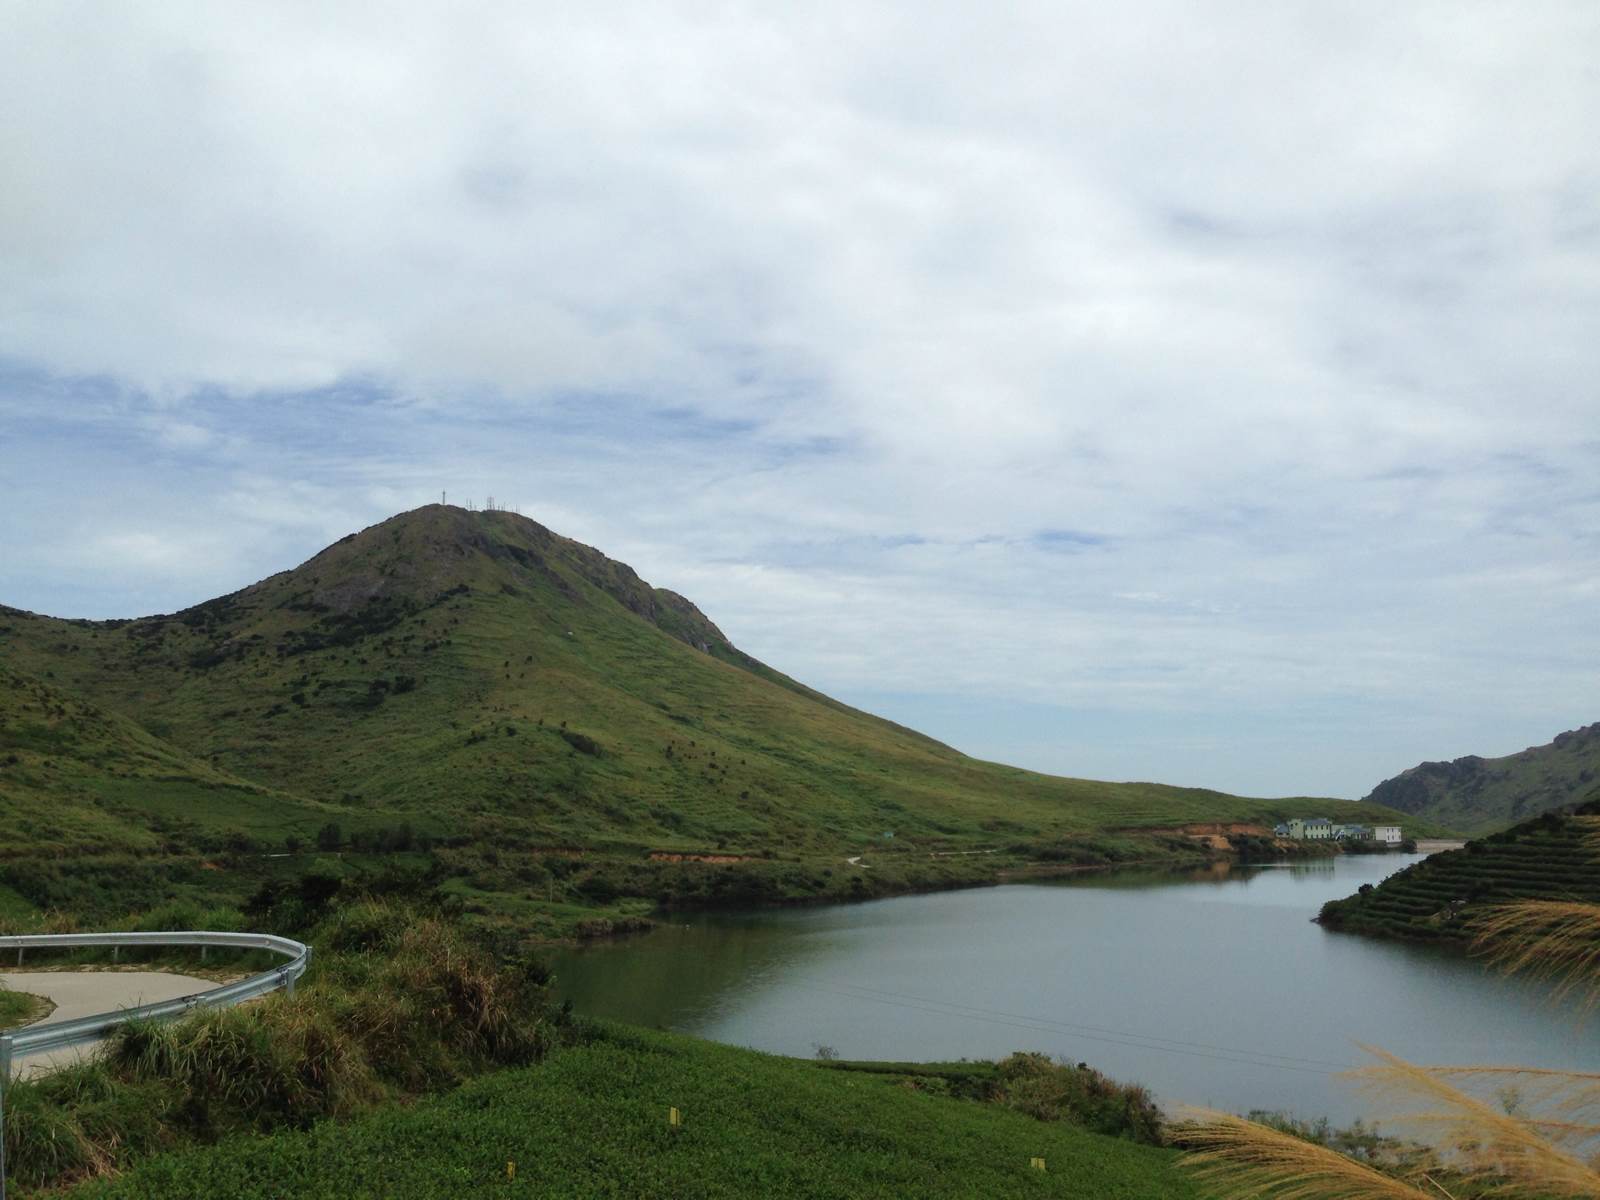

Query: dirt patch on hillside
1131;822;1272;839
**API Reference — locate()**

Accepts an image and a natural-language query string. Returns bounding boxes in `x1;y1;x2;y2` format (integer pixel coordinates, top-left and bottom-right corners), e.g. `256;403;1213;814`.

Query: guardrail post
1;1033;13;1200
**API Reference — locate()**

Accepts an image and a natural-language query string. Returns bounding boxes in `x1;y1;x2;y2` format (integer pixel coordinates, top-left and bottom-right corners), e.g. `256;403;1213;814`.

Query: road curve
1;969;218;1077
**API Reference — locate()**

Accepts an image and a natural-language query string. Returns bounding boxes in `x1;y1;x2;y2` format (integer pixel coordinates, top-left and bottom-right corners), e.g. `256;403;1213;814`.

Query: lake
550;853;1599;1124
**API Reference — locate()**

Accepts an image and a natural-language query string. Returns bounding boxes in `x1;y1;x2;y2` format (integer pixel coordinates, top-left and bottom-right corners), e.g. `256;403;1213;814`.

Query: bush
559;729;601;756
314;898;412;953
995;1051;1164;1144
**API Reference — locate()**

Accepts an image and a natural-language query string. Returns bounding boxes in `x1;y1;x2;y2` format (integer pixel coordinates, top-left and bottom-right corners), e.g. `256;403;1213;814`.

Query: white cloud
1;1;1597;796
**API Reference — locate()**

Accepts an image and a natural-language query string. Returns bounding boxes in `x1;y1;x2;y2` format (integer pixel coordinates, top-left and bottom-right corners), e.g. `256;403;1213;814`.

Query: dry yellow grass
1348;1046;1600;1197
1470;900;1600;1010
1175;1108;1436;1199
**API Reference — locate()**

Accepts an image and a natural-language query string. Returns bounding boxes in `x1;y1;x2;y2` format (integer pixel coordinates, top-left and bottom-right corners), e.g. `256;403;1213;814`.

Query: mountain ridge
1363;722;1600;834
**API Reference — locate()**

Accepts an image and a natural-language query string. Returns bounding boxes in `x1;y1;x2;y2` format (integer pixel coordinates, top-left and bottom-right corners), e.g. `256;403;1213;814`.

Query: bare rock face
1365;756;1489;815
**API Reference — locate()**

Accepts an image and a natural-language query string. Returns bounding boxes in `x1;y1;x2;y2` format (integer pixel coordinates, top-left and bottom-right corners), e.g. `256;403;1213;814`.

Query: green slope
1318;796;1600;944
67;1024;1203;1200
0;660;351;858
2;505;1425;867
1364;723;1600;834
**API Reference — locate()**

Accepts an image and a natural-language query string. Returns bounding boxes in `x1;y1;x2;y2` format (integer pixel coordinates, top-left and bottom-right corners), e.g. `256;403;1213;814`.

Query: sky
2;2;1598;799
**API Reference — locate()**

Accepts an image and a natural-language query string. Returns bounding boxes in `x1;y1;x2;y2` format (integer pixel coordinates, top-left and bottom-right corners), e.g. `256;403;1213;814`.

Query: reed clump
1471;899;1600;1010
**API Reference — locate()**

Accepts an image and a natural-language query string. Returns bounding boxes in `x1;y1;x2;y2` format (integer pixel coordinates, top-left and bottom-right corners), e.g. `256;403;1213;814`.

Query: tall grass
1177;1109;1436;1199
1470;900;1600;1010
1;902;556;1192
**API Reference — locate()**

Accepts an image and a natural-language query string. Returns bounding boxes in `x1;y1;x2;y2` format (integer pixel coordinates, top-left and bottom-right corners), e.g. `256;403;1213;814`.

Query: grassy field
0;985;53;1030
66;1023;1203;1200
1319;798;1600;944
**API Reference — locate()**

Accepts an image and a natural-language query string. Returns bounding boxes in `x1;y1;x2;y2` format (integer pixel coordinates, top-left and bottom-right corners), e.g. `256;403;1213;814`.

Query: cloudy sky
3;2;1597;799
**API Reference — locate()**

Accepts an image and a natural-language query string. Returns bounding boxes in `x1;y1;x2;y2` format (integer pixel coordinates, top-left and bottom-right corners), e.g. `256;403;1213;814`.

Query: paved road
0;970;217;1077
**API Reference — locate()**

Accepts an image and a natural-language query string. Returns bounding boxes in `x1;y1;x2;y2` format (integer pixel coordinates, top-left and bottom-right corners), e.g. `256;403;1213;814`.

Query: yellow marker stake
1030;1157;1046;1172
669;1106;682;1128
507;1161;516;1181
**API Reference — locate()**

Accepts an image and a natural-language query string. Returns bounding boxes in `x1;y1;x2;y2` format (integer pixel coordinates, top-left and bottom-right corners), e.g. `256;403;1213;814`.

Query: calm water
551;855;1599;1123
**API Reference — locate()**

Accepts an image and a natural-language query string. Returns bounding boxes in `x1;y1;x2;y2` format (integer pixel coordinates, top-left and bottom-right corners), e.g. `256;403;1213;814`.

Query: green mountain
1318;796;1600;944
0;660;347;858
2;505;1424;872
1363;723;1600;835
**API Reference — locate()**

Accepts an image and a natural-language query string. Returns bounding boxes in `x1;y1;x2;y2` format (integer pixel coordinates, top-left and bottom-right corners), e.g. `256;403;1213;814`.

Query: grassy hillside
2;504;1434;929
1364;723;1600;834
1;506;1420;846
0;661;351;858
1318;797;1600;944
67;1023;1203;1200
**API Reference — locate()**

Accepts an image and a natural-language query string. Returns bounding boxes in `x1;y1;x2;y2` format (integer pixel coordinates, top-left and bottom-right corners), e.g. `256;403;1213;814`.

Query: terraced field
1318;799;1600;943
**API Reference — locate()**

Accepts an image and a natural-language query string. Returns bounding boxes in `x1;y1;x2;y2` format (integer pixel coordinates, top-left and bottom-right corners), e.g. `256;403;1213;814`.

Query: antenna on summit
441;491;446;506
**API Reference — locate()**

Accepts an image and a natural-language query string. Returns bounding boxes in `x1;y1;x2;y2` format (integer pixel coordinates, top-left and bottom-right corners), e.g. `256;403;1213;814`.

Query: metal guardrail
0;931;311;1200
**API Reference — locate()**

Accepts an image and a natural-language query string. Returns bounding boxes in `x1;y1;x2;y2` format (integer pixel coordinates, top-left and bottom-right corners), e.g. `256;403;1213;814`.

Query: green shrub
996;1051;1165;1144
559;728;601;756
313;898;411;953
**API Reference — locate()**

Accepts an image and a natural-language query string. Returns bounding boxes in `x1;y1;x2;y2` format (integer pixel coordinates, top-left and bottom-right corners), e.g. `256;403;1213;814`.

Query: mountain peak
258;504;736;659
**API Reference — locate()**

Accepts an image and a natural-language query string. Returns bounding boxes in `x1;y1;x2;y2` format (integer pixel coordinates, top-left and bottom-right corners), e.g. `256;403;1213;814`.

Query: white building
1373;825;1403;845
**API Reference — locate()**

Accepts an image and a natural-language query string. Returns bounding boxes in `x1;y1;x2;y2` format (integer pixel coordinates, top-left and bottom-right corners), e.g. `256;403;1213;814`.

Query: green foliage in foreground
1319;799;1600;944
0;903;555;1193
818;1053;1164;1144
68;1024;1202;1200
0;986;52;1031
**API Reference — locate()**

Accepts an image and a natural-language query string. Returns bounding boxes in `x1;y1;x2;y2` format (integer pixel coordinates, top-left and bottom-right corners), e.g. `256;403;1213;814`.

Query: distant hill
1364;724;1600;835
1;505;1425;870
1318;796;1600;944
